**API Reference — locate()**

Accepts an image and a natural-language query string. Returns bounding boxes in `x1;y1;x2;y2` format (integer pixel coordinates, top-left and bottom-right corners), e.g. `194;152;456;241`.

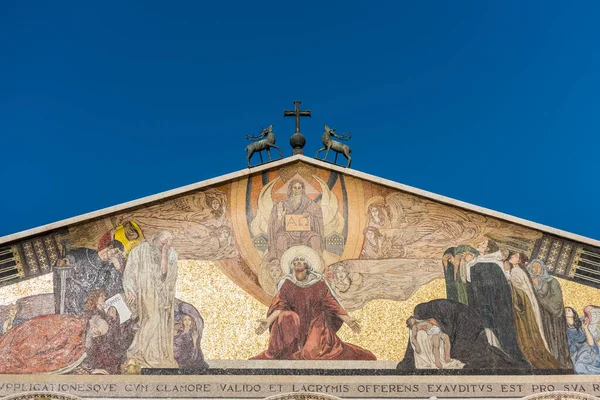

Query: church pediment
1;154;600;385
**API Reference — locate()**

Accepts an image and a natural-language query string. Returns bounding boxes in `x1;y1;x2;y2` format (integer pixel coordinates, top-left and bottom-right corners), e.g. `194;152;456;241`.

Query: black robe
54;248;123;315
443;248;458;301
467;262;529;367
397;299;525;371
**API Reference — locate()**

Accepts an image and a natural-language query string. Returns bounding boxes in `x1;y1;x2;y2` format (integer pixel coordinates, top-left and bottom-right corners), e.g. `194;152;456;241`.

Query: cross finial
284;100;311;155
284;100;311;134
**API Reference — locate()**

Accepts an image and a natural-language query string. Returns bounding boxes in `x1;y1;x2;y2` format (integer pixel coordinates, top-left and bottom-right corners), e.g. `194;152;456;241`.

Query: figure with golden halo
265;179;324;262
360;196;393;258
251;246;376;361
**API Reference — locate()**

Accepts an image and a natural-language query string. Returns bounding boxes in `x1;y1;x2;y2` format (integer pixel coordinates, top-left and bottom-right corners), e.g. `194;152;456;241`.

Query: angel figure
110;188;238;260
361;199;393;258
328;261;363;295
360;192;540;260
258;259;285;296
325;258;442;311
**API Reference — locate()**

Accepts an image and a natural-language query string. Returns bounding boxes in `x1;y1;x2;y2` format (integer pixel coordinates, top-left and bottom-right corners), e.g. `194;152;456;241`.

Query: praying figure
251;254;376;361
123;230;179;368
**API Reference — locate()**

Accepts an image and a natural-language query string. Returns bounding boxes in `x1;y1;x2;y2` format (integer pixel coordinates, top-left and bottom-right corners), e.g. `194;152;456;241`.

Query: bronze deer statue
316;124;352;168
245;125;282;168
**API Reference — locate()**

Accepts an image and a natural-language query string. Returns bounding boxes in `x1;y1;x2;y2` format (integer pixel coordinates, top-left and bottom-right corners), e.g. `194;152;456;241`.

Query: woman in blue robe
565;307;600;374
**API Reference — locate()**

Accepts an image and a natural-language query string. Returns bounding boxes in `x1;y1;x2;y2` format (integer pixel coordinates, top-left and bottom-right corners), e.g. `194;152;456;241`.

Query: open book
104;293;132;324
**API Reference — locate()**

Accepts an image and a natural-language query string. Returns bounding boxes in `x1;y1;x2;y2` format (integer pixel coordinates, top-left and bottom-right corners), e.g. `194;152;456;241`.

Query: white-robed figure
123;230;179;368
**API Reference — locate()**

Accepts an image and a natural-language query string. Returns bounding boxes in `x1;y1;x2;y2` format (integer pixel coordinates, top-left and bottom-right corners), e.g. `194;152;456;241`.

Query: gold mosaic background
1;260;598;361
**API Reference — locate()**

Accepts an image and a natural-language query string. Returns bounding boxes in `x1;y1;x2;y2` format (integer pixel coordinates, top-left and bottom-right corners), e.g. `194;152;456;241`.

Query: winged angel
361;192;538;260
80;188;239;260
251;175;344;271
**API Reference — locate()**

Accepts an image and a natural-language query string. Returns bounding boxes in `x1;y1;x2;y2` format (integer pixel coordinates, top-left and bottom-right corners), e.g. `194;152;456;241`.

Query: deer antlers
331;128;352;140
245;127;268;141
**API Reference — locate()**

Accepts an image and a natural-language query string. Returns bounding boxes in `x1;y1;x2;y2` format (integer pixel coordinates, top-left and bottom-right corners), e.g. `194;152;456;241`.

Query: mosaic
1;159;600;387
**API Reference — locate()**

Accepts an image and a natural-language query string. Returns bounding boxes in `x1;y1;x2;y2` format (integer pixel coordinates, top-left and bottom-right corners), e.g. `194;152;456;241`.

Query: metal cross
284;100;311;133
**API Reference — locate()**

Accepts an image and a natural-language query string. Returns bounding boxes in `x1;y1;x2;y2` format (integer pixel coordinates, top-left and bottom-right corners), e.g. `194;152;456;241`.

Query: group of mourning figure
398;237;599;373
0;223;208;374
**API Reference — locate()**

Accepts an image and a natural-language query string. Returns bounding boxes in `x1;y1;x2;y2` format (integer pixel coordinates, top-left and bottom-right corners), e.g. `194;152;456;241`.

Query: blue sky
1;1;599;240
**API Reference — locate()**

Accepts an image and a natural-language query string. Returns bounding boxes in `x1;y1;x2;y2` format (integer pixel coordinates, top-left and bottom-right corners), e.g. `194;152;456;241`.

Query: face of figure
99;247;124;270
56;258;70;267
183;315;193;329
335;267;348;281
565;307;574;318
509;253;520;265
124;223;140;241
292;256;309;277
369;206;381;221
155;234;173;249
291;182;303;197
98;248;110;261
268;262;281;279
8;305;18;319
89;317;109;338
531;261;543;275
565;307;575;326
474;239;489;254
532;261;543;275
211;199;220;211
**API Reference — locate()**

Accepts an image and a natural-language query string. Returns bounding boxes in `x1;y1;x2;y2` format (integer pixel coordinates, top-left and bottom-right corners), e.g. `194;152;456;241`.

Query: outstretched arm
339;314;361;333
255;310;282;335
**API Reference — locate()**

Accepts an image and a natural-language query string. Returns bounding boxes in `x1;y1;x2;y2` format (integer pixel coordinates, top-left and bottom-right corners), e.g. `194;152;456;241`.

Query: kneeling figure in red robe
251;255;376;361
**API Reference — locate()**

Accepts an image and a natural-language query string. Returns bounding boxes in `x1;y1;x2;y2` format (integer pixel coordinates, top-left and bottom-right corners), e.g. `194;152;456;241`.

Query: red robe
251;279;376;360
0;314;87;374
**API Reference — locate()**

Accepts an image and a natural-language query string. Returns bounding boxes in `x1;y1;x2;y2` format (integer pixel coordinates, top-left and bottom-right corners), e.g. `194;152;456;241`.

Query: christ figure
266;180;324;261
251;255;376;361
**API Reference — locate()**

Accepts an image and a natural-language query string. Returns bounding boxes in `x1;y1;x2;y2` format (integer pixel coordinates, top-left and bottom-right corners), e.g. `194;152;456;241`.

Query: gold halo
280;245;323;274
365;195;385;212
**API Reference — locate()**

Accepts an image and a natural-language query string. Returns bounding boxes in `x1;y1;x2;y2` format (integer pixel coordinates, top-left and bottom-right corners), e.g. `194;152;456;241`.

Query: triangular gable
1;154;599;378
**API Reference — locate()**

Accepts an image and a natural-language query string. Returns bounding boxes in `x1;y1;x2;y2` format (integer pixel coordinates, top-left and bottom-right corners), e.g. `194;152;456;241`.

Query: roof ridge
1;154;598;248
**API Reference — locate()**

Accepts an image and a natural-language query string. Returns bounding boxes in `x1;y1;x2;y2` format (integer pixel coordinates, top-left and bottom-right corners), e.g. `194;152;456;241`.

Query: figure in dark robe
173;313;209;369
528;259;573;369
459;240;528;367
54;241;125;315
467;262;528;366
453;245;472;305
251;254;376;360
86;310;123;374
82;290;125;374
266;179;324;262
442;247;459;301
397;299;526;371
